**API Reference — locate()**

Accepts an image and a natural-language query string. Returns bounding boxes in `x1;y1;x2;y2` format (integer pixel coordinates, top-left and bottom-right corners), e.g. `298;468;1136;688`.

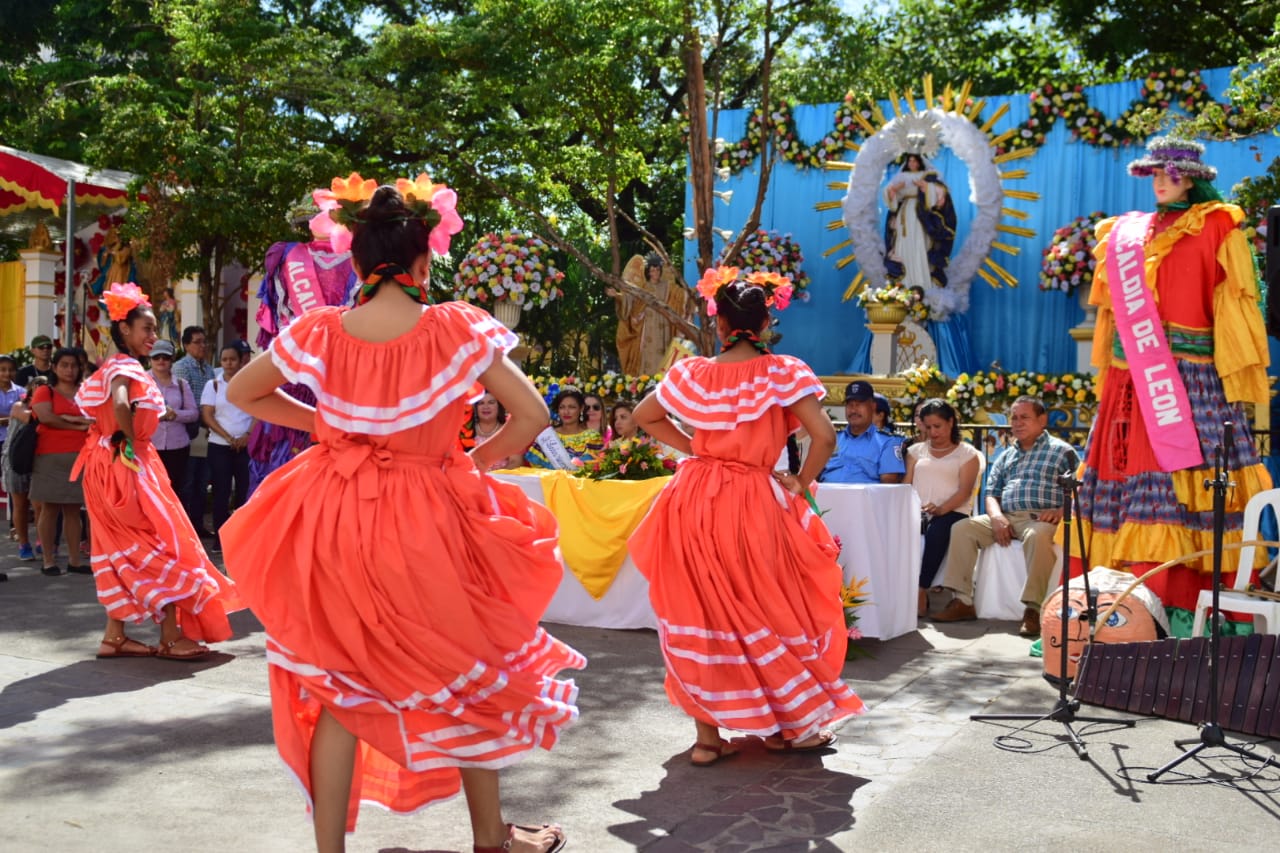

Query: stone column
19;248;60;345
867;322;901;375
1070;286;1098;374
176;275;202;333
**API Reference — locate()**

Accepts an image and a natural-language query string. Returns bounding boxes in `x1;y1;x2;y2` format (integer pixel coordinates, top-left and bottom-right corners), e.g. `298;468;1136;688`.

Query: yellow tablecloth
503;468;671;599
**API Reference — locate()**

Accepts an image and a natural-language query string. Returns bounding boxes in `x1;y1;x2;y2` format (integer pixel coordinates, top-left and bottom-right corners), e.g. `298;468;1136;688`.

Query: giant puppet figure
1073;137;1272;635
248;236;358;490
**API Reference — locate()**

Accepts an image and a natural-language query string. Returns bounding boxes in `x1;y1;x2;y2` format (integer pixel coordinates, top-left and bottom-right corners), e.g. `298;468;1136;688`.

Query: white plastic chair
1191;487;1280;636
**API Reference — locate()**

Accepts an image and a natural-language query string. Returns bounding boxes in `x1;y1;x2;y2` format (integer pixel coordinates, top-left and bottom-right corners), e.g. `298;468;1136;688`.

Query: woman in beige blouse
904;398;984;617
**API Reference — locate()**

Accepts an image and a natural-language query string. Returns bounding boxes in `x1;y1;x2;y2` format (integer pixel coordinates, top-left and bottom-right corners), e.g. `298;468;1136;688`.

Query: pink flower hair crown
695;265;794;316
103;282;152;321
309;172;464;256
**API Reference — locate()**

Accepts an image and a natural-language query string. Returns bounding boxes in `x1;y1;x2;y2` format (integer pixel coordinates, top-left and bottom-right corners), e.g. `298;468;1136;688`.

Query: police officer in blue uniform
818;380;906;484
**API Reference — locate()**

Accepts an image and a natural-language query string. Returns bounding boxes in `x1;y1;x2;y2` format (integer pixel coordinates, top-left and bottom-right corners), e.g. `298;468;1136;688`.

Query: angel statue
610;251;690;376
883;153;956;292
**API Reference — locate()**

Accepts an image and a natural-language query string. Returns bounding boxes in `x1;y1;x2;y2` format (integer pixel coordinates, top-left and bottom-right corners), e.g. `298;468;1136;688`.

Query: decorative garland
715;91;877;174
706;70;1280;176
1001;69;1278;153
716;229;811;295
1039;211;1108;294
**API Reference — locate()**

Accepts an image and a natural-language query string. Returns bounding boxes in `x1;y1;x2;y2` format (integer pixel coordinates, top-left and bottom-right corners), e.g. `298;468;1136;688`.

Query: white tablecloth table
493;473;921;640
814;483;921;641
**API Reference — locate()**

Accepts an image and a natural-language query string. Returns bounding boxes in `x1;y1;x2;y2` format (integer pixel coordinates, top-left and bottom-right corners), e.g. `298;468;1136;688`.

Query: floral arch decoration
817;78;1040;321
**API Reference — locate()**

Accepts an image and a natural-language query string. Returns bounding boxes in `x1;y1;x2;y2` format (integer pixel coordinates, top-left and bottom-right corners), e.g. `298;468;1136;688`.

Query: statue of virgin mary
883;153;956;291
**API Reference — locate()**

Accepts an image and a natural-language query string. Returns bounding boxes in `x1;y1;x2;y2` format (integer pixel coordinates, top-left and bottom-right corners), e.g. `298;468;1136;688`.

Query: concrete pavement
1;539;1278;852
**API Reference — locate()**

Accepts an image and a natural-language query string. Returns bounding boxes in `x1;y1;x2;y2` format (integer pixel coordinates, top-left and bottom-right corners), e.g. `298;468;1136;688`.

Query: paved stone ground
1;540;1278;852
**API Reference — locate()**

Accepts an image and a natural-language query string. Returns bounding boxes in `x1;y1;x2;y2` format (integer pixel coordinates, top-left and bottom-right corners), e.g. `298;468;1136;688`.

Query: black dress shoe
40;565;63;577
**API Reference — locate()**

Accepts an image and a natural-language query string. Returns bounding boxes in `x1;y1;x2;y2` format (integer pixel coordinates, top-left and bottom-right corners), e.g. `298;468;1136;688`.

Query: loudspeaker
1267;206;1280;337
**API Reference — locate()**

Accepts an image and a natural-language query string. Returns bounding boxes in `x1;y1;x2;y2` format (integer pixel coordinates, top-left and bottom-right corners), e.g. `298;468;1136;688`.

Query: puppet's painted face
1042;588;1159;682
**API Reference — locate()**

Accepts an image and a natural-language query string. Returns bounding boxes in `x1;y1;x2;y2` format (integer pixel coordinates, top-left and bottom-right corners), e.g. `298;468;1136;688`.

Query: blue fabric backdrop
685;67;1280;378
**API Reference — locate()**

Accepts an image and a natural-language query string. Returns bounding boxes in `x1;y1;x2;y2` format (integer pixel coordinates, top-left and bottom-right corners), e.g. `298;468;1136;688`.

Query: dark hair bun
715;279;769;331
361;185;409;224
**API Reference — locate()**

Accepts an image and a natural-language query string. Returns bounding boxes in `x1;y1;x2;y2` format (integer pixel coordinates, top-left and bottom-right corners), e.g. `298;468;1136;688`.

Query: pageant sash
533;426;578;470
1105;212;1203;472
282;242;326;318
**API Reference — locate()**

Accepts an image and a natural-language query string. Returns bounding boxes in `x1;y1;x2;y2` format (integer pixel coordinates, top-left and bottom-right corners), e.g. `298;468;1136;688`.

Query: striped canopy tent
0;144;137;345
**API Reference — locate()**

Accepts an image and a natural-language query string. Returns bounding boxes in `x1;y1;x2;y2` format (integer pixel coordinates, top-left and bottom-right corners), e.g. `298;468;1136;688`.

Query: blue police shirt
818;426;906;484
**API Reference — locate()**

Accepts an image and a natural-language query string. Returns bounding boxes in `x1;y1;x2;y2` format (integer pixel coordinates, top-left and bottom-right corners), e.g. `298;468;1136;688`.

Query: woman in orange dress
220;175;579;853
629;267;864;767
75;282;241;660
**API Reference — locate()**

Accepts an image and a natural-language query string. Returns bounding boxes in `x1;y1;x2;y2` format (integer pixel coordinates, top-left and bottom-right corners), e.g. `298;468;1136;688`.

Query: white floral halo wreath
840;108;1007;321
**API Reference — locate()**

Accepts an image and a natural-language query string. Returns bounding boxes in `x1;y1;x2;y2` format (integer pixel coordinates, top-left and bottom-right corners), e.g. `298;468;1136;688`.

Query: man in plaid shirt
930;396;1079;637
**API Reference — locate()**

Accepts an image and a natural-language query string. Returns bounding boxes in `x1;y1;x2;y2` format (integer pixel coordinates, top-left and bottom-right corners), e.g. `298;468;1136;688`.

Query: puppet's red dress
628;355;864;741
220;303;584;830
1077;203;1271;622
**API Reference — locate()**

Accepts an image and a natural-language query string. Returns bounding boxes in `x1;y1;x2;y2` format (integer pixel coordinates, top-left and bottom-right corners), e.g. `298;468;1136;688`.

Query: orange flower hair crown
103;282;152;321
310;171;463;256
695;265;794;316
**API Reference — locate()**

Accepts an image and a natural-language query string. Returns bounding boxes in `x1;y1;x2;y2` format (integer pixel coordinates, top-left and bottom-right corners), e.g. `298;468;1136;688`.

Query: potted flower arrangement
453;231;565;328
574;436;676;481
944;370;1003;422
1039;212;1107;296
855;284;914;325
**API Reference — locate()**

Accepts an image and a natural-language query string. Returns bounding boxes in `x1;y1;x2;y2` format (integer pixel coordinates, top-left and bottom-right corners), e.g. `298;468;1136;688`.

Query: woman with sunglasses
147;339;200;489
583;393;606;438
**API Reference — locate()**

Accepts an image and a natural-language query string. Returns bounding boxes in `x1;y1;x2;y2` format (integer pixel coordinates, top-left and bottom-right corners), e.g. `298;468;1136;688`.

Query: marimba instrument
1073;633;1280;738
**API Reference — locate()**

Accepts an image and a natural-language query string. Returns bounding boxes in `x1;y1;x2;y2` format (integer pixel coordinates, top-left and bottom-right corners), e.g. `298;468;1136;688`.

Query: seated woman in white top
904;398;984;617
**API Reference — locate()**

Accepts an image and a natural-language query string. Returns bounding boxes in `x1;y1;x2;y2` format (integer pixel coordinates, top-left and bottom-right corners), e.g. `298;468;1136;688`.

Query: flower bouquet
574;435;676;481
1039;212;1107;294
453;231;565;310
718;229;811;295
840;575;871;659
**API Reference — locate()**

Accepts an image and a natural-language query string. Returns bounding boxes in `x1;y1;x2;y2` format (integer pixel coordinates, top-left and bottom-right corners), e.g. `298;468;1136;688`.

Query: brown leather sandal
155;637;211;661
96;635;156;658
473;822;566;853
690;740;739;767
764;729;839;752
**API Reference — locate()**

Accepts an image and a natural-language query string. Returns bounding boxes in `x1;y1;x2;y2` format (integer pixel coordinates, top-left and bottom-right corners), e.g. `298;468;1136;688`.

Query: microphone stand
971;472;1135;760
1147;421;1273;780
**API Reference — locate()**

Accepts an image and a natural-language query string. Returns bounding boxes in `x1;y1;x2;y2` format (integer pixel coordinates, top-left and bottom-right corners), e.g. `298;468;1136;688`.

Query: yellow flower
840;576;870;608
974;386;985;397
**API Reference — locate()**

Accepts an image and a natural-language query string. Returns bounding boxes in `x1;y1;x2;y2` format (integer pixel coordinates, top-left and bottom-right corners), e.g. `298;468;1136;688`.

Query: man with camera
929;396;1079;637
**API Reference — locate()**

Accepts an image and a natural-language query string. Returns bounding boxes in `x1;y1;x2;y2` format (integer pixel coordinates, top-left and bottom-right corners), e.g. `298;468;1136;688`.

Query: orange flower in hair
103;282;152;321
696;266;740;316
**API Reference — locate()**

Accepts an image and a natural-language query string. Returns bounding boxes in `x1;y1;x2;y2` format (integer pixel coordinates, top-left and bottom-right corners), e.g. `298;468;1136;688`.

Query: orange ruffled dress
629;355;864;742
74;354;241;641
219;302;584;831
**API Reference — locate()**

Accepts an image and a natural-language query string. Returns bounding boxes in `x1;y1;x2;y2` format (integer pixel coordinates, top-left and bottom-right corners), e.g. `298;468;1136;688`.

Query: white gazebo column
866;322;901;376
1071;286;1099;374
19;248;60;345
245;273;263;348
176;276;202;333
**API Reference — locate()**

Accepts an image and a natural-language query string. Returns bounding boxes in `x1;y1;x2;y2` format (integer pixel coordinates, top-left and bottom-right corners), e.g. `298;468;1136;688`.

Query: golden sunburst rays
816;74;1040;302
